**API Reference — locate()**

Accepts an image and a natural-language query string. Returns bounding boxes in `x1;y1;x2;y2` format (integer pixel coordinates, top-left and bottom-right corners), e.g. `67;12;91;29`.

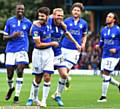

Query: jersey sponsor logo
104;39;114;45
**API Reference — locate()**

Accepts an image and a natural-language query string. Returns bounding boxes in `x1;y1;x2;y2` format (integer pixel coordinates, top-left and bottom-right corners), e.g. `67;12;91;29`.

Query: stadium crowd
73;33;102;70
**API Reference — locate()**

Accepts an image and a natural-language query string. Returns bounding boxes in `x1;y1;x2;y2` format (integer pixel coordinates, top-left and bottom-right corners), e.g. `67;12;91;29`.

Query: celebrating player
28;7;81;107
3;3;32;104
48;8;81;106
96;12;120;102
26;7;59;107
52;2;88;106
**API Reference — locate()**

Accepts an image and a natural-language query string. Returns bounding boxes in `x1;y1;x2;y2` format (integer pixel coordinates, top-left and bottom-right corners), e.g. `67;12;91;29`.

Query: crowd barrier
0;68;120;76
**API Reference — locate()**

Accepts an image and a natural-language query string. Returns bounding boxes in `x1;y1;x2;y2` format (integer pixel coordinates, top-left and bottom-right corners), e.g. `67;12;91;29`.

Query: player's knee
8;75;13;80
60;73;68;79
35;77;41;84
102;74;111;82
17;69;23;78
44;74;51;82
7;72;13;80
102;69;111;75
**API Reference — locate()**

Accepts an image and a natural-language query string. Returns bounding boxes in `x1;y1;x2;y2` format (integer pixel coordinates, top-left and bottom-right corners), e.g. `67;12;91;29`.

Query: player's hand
76;43;81;52
109;48;116;53
50;41;59;47
61;22;67;30
33;20;40;27
81;43;85;51
95;44;100;49
12;32;21;38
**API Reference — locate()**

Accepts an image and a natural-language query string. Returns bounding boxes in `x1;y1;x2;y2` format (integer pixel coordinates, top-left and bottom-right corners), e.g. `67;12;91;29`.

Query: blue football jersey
99;25;120;58
31;24;52;49
4;16;32;52
62;17;88;50
48;17;67;56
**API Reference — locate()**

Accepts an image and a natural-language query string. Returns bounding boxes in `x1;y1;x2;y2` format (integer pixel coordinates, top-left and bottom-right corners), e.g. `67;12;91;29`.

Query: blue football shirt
4;16;32;52
48;17;67;56
99;25;120;58
31;24;52;49
62;17;88;50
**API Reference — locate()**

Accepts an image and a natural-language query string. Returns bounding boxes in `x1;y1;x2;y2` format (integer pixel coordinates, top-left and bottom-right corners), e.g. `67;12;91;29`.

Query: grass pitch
0;73;120;109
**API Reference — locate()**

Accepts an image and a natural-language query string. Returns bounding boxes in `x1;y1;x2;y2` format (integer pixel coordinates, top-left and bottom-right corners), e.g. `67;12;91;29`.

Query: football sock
101;74;111;97
15;78;23;97
8;78;14;89
30;79;40;100
41;81;51;103
56;78;66;96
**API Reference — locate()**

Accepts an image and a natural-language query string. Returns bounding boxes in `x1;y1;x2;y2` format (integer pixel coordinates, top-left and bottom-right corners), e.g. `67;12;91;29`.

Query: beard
39;19;47;25
55;19;62;25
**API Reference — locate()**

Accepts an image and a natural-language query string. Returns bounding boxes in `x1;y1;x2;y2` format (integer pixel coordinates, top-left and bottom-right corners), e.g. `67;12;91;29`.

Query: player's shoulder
64;17;72;22
102;26;107;31
114;25;120;30
80;18;87;25
23;17;32;24
47;16;53;25
6;16;16;22
32;24;40;30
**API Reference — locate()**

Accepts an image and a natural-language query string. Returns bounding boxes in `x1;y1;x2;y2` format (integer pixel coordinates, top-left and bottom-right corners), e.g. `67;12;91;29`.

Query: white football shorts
6;51;29;66
54;54;66;68
32;48;54;75
101;57;119;72
61;47;80;69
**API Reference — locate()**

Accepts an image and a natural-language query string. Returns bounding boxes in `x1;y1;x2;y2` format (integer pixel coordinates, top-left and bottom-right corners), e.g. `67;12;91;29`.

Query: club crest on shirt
61;30;64;35
79;24;83;29
111;34;115;38
43;31;46;35
12;24;16;27
70;23;73;26
22;25;26;30
104;33;107;36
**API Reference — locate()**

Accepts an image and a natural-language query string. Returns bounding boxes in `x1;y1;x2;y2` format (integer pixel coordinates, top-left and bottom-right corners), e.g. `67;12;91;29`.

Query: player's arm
61;22;81;51
3;32;21;40
32;26;59;48
33;37;59;48
81;22;88;50
3;20;21;40
109;46;120;53
81;33;87;50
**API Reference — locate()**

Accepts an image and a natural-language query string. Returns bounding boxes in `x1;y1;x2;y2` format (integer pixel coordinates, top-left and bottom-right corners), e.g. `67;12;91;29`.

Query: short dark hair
71;2;84;11
37;7;50;16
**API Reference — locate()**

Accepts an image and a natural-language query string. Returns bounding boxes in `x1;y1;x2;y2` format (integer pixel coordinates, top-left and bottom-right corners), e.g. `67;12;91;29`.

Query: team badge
43;31;46;35
22;25;26;30
12;24;16;27
80;24;83;28
70;23;73;26
111;34;115;38
104;33;107;36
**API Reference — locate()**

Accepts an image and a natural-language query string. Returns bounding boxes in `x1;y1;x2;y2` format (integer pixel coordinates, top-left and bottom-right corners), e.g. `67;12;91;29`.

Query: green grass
0;73;120;109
